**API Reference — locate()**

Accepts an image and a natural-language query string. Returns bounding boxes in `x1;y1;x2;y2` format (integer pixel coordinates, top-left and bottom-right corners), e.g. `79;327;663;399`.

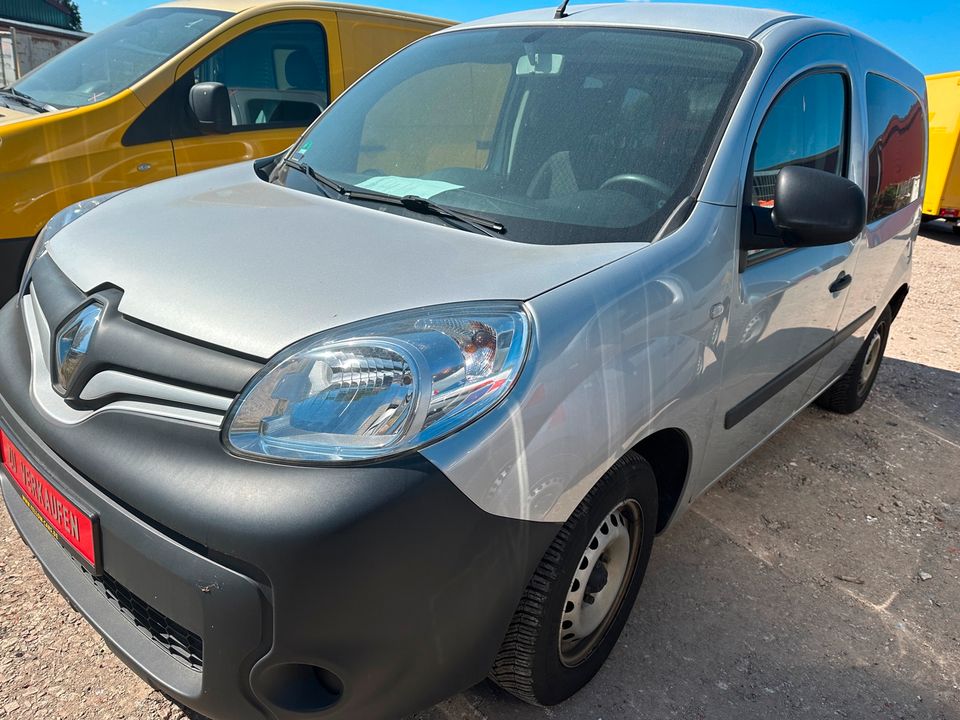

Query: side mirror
189;82;231;134
771;165;866;247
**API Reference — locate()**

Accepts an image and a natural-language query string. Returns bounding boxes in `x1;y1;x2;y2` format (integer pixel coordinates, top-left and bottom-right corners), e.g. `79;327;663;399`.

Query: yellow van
922;70;960;232
0;1;449;299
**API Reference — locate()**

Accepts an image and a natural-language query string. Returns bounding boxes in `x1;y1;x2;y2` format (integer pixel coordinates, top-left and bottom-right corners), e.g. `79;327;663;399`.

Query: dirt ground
1;226;958;720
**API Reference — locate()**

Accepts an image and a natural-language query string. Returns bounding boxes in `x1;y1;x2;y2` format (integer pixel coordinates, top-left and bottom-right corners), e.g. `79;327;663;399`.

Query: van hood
0;100;71;127
47;162;643;359
0;105;38;126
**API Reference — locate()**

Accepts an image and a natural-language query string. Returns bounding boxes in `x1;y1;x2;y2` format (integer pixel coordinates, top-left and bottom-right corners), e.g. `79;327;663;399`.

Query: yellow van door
923;72;960;218
336;13;444;87
171;10;344;176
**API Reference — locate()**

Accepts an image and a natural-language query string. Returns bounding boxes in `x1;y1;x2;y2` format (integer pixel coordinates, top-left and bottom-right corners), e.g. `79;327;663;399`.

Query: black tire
952;223;960;236
489;451;657;706
920;213;937;224
815;305;892;414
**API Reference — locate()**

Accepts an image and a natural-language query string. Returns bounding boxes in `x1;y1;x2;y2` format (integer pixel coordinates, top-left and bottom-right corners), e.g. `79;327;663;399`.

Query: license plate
1;429;101;574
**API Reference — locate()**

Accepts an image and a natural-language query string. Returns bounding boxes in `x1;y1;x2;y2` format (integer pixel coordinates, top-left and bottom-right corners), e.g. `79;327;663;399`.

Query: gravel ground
1;226;958;720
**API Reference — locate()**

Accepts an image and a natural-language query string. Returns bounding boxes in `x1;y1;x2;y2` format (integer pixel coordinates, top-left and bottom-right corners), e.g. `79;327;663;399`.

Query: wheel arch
630;427;692;533
889;283;909;320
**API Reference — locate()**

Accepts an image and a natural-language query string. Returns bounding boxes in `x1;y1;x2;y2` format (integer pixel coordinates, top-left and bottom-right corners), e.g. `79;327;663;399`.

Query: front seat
271;49;327;124
286;49;325;92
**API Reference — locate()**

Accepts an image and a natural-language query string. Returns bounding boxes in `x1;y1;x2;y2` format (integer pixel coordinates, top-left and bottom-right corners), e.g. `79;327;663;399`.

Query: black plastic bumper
0;300;560;719
0;237;33;303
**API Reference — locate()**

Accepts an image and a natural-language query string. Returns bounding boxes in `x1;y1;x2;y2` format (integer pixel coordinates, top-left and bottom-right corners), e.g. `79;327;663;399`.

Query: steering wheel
600;173;672;197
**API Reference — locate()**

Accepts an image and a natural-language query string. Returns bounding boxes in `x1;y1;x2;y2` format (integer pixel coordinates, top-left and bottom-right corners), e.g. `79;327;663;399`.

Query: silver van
0;4;925;720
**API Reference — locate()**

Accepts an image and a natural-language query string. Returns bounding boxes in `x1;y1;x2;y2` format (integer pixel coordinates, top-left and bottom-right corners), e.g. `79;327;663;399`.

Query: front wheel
489;452;657;706
816;306;892;414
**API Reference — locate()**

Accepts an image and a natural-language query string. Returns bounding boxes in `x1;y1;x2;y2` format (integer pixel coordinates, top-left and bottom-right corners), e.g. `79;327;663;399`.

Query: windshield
10;8;229;108
286;27;753;245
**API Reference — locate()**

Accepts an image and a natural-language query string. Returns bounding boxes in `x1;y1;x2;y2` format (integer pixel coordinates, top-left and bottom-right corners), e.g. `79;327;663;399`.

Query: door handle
829;272;853;293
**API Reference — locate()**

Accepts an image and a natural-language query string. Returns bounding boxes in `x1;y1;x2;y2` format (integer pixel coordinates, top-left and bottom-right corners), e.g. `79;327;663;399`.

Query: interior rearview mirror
771;165;866;247
516;52;564;76
189;82;231;134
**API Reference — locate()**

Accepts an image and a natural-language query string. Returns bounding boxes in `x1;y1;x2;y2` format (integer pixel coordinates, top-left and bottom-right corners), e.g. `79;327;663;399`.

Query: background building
0;0;87;84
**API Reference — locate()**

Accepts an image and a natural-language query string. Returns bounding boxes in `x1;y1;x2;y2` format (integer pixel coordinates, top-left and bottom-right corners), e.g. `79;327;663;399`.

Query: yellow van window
193;21;329;129
12;8;229;108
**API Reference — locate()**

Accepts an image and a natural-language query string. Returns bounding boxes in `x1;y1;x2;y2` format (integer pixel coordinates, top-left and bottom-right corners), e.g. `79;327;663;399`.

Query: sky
77;0;954;75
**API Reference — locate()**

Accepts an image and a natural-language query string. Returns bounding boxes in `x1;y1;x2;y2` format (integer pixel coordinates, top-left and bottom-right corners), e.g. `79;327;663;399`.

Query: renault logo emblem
54;302;103;395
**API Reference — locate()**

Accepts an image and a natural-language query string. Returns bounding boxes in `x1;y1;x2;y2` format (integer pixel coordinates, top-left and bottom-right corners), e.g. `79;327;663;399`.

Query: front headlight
18;191;125;302
224;302;530;463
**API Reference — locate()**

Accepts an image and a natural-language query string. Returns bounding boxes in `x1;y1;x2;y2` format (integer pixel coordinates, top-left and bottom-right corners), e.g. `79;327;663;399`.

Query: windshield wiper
278;157;506;237
0;88;51;113
279;157;347;198
402;195;506;236
346;189;506;237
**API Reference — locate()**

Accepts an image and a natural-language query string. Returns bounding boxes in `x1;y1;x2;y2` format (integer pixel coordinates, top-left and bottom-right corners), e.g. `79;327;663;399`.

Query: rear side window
194;21;329;129
865;74;924;222
750;72;847;208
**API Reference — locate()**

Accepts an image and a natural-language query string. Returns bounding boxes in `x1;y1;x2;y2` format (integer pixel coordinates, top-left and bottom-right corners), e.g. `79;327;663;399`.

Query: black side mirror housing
189;82;231;134
771;165;866;247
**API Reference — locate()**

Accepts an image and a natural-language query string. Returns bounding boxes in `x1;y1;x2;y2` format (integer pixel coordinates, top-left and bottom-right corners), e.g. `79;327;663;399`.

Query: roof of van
157;0;451;26
452;3;804;39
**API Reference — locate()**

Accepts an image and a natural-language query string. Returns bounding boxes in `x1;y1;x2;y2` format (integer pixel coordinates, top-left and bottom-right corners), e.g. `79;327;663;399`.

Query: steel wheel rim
858;323;885;394
559;499;642;667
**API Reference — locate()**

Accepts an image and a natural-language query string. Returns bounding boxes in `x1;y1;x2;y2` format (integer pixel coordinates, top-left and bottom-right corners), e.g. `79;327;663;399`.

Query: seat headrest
285;50;324;91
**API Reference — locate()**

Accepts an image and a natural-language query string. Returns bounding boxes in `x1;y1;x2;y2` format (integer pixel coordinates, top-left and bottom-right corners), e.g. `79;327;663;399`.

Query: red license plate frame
1;429;101;575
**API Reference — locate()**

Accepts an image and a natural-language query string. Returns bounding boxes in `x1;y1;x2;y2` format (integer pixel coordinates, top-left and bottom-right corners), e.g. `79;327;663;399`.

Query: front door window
745;72;847;261
193;21;329;129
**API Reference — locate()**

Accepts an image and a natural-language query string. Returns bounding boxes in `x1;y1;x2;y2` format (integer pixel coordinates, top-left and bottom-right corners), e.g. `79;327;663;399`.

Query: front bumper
0;236;34;303
0;300;559;720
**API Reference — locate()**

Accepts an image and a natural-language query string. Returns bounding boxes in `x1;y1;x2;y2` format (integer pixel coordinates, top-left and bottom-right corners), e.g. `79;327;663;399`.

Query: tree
61;0;82;31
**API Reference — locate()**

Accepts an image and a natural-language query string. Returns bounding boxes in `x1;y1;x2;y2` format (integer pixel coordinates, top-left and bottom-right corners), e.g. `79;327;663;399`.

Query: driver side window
744;71;847;259
192;21;329;129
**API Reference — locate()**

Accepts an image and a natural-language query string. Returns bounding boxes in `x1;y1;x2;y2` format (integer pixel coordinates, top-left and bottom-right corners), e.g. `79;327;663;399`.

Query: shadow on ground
919;220;960;246
871;357;960;445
